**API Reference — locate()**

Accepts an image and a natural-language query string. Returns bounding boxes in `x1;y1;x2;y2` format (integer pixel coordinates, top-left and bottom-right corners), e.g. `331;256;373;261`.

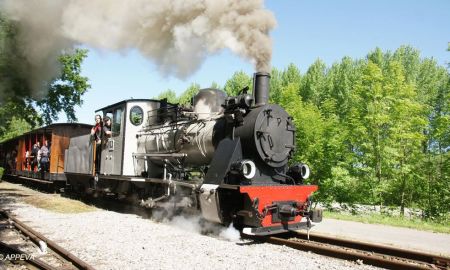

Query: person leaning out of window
102;116;112;140
91;114;103;144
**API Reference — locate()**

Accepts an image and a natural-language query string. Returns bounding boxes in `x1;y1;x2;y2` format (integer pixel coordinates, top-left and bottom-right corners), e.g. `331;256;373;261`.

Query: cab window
130;106;144;126
113;108;123;136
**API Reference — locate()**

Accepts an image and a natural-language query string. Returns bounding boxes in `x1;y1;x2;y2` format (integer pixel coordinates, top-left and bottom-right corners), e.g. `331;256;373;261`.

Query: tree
223;71;252;96
178;83;200;106
326;57;363;120
155;81;220;106
36;49;90;124
0;116;31;142
156;89;178;103
384;61;427;214
281;63;302;87
447;42;450;68
276;48;449;220
390;46;449;218
301;59;327;106
269;67;282;103
0;15;90;140
210;81;220;89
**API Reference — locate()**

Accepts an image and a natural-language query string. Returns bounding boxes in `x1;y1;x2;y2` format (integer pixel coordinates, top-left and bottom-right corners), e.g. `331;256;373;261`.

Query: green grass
0;181;97;213
324;210;450;234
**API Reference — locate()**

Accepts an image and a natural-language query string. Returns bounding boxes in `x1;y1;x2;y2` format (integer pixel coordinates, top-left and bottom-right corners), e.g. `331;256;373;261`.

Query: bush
0;167;3;181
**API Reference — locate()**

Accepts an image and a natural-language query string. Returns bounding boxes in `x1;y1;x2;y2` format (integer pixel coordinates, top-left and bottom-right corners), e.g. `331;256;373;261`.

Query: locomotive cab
95;99;161;176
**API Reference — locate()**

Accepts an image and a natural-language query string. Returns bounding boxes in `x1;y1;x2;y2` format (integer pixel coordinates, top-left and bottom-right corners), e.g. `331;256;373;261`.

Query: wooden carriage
0;123;92;185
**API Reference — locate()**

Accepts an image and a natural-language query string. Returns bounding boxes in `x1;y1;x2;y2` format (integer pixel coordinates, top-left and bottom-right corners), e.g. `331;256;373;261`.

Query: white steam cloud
168;216;242;242
0;0;276;97
147;197;241;242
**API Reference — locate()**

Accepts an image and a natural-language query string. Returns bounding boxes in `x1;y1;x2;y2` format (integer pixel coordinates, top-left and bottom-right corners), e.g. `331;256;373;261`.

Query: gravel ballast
0;183;379;270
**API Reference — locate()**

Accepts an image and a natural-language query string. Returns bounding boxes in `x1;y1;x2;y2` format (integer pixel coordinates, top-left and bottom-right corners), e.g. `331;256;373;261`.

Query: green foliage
210;81;220;89
223;71;252;96
154;81;222;107
178;83;200;106
0;98;42;138
270;64;302;104
0;117;31;142
157;89;178;103
36;49;90;124
322;167;362;203
0;14;30;102
0;15;90;140
301;59;327;105
273;46;449;220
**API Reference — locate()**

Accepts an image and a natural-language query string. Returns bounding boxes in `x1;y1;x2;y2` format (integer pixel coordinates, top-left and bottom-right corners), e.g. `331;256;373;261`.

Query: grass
0;181;96;213
324;210;450;234
22;194;97;213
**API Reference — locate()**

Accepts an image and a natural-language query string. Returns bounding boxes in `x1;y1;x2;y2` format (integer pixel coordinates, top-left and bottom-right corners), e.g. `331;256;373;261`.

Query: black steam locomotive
1;72;322;235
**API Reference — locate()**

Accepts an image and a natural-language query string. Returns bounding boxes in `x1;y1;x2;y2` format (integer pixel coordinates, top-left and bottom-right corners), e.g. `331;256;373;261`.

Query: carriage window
130;106;143;126
113;108;123;136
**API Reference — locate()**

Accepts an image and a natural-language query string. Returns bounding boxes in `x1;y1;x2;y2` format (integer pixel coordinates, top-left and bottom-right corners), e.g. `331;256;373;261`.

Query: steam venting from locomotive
0;0;276;100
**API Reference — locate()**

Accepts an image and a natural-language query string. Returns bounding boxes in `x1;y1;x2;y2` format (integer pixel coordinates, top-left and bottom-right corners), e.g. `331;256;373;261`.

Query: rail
0;240;59;270
0;209;96;270
246;230;450;270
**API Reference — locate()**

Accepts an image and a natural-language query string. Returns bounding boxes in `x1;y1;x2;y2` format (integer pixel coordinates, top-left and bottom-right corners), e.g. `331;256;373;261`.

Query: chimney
253;72;270;107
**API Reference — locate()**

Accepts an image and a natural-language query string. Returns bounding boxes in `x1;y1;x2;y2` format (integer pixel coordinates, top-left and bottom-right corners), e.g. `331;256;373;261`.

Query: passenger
5;151;12;173
91;114;103;144
102;116;112;140
40;140;50;178
91;115;103;174
12;148;17;173
37;143;42;171
31;142;40;171
25;149;30;170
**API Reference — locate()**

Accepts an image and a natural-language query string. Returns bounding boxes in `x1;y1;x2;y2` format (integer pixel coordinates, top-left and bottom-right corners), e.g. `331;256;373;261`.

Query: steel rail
246;231;449;270
291;231;450;269
0;210;96;270
0;240;59;270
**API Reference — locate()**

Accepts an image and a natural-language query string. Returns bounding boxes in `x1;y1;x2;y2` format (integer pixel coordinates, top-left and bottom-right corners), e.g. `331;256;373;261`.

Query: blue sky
71;0;450;124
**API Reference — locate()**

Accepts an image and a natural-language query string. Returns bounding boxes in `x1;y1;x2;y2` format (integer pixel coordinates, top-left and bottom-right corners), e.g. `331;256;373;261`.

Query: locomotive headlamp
288;163;310;181
231;160;256;179
300;163;310;179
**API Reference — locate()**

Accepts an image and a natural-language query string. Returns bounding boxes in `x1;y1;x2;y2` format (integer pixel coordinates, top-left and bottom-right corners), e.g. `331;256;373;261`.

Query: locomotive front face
196;72;321;235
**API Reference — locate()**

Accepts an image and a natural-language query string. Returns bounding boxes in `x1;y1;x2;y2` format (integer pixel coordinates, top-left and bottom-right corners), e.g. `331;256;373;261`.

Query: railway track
0;209;95;270
246;230;450;270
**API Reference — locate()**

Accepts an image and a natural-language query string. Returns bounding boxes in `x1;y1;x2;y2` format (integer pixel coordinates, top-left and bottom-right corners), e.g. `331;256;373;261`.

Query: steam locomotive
1;72;322;235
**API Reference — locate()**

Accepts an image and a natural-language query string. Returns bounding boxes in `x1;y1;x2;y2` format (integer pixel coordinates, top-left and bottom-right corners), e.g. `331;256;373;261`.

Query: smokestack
253;72;270;107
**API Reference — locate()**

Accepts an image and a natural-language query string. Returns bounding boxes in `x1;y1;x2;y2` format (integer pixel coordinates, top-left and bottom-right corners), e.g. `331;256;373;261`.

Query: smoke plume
0;0;276;98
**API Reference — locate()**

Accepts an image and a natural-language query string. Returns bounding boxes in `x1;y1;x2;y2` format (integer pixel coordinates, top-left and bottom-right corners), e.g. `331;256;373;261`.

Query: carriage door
102;107;124;175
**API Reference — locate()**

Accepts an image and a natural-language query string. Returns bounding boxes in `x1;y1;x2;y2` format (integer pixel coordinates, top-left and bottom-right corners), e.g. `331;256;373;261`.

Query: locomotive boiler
62;72;322;235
